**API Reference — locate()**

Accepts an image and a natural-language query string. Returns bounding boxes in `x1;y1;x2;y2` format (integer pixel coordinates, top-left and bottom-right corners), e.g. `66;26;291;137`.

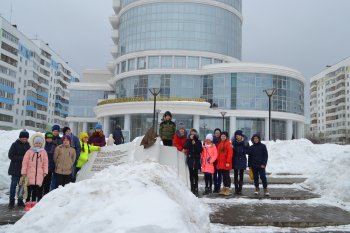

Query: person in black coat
248;134;269;196
212;128;221;193
112;125;124;145
8;130;30;208
232;130;249;195
41;132;57;196
184;129;203;196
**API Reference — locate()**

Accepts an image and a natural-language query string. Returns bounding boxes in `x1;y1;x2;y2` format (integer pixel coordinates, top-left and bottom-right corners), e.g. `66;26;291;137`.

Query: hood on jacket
29;133;46;148
175;129;188;138
251;134;261;144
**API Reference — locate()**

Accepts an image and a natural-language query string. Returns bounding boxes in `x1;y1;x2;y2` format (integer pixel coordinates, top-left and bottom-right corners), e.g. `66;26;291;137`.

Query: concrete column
69;122;78;136
82;122;88;133
264;117;269;141
124;114;131;132
229;116;236;138
297;122;304;139
193;115;200;132
103;116;110;136
286;119;293;140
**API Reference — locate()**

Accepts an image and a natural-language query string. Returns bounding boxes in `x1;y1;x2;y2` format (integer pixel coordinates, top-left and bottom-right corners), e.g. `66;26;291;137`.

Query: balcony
107;61;116;73
113;0;121;14
110;46;118;58
111;29;119;44
109;15;119;29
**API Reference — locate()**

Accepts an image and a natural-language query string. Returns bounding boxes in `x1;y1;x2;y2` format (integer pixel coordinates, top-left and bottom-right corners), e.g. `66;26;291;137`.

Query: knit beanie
52;125;60;132
45;132;53;139
205;133;213;141
19;130;29;139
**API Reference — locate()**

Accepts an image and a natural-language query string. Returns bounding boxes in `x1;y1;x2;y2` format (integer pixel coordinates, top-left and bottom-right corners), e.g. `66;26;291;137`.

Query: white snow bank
8;162;210;233
0;130;38;191
265;139;350;204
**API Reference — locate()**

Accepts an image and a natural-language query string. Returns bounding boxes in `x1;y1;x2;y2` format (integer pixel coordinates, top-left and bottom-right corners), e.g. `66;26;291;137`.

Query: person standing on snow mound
88;124;106;147
173;122;188;154
184;129;203;196
54;135;76;187
21;133;48;203
112;125;124;145
8;130;31;208
248;134;270;196
159;111;176;146
232;130;249;195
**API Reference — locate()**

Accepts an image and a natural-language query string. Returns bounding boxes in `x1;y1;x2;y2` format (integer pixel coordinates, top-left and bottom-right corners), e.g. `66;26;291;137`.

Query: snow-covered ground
1;130;350;232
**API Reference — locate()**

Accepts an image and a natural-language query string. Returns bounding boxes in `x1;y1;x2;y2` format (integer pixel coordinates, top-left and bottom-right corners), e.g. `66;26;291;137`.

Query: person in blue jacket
248;134;270;196
232;130;249;195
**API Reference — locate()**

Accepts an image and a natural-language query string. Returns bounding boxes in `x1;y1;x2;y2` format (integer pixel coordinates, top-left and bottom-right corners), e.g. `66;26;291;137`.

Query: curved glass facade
115;73;304;115
119;2;242;59
69;90;106;117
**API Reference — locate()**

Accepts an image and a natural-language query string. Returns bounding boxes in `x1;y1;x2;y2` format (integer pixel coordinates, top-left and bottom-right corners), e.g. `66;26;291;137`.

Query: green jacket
159;120;176;140
77;141;100;168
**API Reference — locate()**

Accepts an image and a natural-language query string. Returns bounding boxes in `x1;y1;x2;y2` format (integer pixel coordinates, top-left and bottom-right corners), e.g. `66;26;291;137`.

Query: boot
264;188;270;196
223;187;232;196
213;186;220;193
238;181;243;195
234;182;239;195
254;187;260;195
17;199;25;207
208;186;212;194
219;187;226;195
8;199;15;209
202;187;209;195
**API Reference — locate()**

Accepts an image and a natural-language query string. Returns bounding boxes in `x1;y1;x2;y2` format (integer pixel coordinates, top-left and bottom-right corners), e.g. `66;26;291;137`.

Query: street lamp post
264;88;276;141
220;111;227;131
149;88;161;132
155;109;161;134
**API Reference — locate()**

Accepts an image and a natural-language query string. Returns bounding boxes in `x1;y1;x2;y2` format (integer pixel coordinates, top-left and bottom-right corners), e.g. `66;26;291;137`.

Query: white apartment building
0;16;79;131
310;57;350;144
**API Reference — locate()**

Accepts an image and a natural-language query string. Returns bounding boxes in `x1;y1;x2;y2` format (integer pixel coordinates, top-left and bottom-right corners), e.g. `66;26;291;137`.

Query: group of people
7;123;125;209
160;111;269;197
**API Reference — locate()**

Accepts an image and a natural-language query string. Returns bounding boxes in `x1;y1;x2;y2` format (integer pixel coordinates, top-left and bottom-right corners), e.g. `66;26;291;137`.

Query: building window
187;56;199;69
201;57;212;66
128;59;135;71
174;56;186;69
121;61;126;73
161;56;172;69
137;57;146;69
148;56;159;69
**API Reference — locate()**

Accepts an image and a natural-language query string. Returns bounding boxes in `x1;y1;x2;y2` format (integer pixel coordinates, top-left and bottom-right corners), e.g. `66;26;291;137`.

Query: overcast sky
1;0;350;120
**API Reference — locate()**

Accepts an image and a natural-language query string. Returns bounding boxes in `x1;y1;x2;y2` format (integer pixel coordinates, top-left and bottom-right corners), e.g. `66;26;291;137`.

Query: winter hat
221;131;229;138
19;130;29;139
62;134;72;142
177;122;185;130
95;124;102;130
62;126;70;135
52;125;60;132
34;136;44;144
163;111;172;118
205;133;213;141
45;132;53;139
235;130;243;136
80;132;89;140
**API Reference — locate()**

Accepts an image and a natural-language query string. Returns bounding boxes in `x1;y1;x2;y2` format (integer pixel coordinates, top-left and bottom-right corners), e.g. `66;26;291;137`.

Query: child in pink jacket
21;133;48;203
201;134;218;195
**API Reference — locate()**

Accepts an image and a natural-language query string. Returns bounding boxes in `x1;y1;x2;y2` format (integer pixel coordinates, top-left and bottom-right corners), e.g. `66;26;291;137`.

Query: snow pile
0;130;37;191
8;162;210;233
265;139;350;203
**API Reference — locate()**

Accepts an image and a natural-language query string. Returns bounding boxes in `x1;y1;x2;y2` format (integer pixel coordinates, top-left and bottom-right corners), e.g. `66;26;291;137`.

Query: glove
225;163;230;167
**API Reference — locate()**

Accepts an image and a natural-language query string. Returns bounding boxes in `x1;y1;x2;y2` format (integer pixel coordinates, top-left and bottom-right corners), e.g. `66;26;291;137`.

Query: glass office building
68;0;305;141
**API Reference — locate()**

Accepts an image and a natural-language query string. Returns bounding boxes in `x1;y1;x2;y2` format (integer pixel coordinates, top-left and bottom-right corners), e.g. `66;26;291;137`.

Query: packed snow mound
8;162;210;233
265;139;350;204
0;130;38;191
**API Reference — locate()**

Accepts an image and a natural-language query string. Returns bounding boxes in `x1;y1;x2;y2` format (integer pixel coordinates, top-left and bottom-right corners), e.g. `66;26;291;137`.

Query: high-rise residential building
0;17;79;131
310;57;350;144
68;0;305;141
